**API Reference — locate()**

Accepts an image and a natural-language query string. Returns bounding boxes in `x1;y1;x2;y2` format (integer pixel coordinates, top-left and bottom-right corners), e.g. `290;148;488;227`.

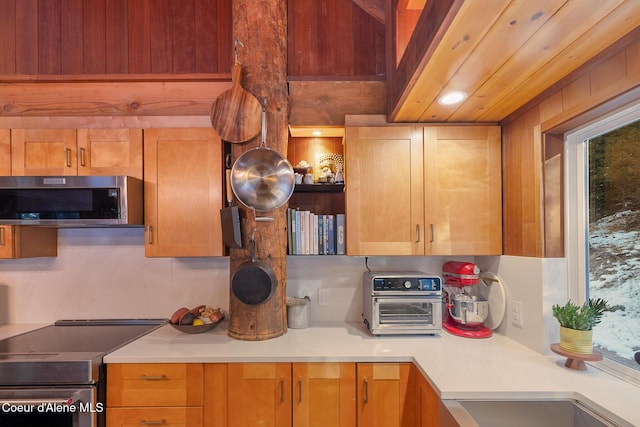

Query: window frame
565;99;640;382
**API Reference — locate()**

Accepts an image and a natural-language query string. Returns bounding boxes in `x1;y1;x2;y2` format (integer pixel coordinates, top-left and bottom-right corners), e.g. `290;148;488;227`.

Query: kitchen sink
441;398;626;427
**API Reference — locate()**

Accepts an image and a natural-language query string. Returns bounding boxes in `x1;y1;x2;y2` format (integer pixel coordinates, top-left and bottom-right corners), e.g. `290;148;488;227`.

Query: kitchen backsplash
0;228;457;324
0;228;567;356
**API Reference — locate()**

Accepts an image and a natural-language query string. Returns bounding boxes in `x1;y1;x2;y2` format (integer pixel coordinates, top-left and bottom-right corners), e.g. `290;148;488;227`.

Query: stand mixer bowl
449;293;489;326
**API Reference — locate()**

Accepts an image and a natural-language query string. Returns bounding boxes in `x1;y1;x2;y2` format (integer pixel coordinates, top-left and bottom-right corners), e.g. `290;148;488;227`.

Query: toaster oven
362;271;443;335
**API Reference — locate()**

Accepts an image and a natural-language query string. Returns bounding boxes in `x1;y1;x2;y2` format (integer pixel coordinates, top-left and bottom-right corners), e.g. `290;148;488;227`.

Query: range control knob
403;280;412;289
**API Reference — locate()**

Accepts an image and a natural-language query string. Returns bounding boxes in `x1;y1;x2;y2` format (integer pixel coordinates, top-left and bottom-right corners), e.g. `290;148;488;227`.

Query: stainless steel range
362;271;443;335
0;319;166;427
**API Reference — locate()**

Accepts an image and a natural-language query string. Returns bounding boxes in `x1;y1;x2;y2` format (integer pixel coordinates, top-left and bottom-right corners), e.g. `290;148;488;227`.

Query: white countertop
4;322;639;426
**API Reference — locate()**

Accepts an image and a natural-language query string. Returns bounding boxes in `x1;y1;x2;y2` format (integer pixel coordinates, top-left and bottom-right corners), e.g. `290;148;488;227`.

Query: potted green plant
552;298;609;355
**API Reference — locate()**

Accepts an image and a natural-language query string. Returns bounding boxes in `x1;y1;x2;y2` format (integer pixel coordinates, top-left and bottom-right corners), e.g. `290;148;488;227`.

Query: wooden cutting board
210;62;262;143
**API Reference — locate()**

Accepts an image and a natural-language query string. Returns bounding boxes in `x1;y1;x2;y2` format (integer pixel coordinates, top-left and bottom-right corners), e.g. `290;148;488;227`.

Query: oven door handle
0;397;78;406
0;391;84;406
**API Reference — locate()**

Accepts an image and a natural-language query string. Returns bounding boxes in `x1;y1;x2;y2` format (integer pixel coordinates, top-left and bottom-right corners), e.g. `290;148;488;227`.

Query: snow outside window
566;100;640;383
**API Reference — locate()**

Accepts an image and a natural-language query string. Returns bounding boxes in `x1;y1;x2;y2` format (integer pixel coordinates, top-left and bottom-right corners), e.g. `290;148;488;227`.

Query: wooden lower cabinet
107;407;202;427
0;225;57;259
356;363;415;427
414;365;439;427
227;363;292;427
292;362;356;427
106;363;204;427
107;362;438;427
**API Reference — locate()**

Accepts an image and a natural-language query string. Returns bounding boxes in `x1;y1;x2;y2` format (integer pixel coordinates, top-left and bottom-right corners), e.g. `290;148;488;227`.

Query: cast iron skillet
231;232;277;305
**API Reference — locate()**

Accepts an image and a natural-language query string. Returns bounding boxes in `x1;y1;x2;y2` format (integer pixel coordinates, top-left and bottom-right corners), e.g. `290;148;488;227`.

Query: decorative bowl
169;320;222;334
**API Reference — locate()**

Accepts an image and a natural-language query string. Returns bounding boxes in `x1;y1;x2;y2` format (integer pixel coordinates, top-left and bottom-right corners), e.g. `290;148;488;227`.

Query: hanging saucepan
230;99;294;217
231;230;277;305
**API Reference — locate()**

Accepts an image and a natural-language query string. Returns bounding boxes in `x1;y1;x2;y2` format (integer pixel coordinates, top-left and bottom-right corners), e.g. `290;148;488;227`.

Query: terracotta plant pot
559;326;593;355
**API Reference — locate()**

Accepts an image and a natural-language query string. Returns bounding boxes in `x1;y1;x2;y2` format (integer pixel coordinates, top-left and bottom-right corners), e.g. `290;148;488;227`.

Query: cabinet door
423;126;502;255
0;226;57;259
106;407;202;427
357;363;414;427
345;126;424;255
292;362;356;427
77;129;143;178
11;129;77;175
0;129;9;175
106;363;203;407
415;367;439;427
144;128;223;257
227;363;292;427
0;226;14;258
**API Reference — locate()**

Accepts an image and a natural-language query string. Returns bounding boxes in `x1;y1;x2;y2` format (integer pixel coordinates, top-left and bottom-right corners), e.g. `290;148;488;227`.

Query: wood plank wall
0;0;233;76
501;28;640;257
0;0;384;80
287;0;385;77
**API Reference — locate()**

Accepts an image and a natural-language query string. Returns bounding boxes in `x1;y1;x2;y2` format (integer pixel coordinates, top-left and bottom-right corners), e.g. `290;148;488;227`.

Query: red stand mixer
442;261;492;338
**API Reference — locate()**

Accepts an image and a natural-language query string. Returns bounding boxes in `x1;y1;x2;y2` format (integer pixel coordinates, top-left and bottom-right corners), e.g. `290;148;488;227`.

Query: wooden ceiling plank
421;0;568;122
473;0;640;121
393;0;511;122
449;0;630;121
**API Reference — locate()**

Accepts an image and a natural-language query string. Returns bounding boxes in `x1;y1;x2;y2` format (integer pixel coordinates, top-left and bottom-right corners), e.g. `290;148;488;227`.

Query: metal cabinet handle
429;224;434;243
147;225;153;244
280;378;285;402
138;374;166;381
64;148;72;167
298;378;302;403
0;227;5;246
139;420;166;426
363;378;369;403
79;147;86;167
416;224;421;242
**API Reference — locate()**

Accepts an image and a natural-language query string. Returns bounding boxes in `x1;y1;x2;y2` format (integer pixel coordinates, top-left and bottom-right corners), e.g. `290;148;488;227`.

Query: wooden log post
228;0;289;340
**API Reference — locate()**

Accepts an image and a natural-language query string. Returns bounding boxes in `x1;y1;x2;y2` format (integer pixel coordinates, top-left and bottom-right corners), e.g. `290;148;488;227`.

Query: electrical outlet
511;300;523;327
318;289;329;307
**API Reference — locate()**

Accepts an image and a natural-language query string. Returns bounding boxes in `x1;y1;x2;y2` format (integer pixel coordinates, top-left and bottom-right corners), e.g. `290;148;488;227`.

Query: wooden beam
228;0;290;341
288;80;386;126
0;80;230;117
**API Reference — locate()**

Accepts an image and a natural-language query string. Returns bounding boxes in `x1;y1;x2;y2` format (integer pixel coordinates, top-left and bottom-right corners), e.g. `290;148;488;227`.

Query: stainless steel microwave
0;176;143;227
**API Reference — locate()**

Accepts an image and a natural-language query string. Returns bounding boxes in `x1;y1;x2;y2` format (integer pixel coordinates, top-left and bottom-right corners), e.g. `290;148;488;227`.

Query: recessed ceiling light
312;130;322;136
438;91;468;106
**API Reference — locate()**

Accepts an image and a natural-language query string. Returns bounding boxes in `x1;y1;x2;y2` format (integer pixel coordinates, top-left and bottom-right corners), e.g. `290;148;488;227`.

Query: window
566;101;640;381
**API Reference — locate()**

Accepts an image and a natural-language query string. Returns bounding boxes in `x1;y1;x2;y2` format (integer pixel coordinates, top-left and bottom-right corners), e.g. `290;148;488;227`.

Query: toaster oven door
371;297;442;334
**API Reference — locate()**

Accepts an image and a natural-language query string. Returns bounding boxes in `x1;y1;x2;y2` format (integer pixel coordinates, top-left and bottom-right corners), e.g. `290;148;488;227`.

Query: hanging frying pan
210;41;262;143
231;231;277;305
230;99;294;215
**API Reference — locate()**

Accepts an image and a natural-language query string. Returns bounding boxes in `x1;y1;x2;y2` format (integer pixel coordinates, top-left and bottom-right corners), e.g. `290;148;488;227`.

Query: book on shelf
287;208;345;255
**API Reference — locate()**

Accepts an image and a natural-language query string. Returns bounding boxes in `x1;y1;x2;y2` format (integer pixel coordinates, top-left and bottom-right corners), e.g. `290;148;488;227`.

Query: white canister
286;296;311;328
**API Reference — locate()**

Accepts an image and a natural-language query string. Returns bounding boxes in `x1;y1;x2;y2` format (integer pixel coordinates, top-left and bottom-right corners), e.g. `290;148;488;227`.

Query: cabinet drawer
106;407;202;427
107;363;203;407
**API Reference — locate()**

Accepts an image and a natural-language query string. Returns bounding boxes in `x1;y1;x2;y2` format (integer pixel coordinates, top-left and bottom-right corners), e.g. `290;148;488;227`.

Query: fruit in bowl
169;305;225;334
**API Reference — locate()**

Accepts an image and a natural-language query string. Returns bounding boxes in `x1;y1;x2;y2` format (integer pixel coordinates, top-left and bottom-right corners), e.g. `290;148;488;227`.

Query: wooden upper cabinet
0;226;57;259
292;362;356;427
77;129;143;179
345;122;502;256
357;363;414;427
0;129;9;175
423;126;502;255
10;128;142;178
227;363;292;427
11;129;77;176
345;126;425;255
143;128;223;257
